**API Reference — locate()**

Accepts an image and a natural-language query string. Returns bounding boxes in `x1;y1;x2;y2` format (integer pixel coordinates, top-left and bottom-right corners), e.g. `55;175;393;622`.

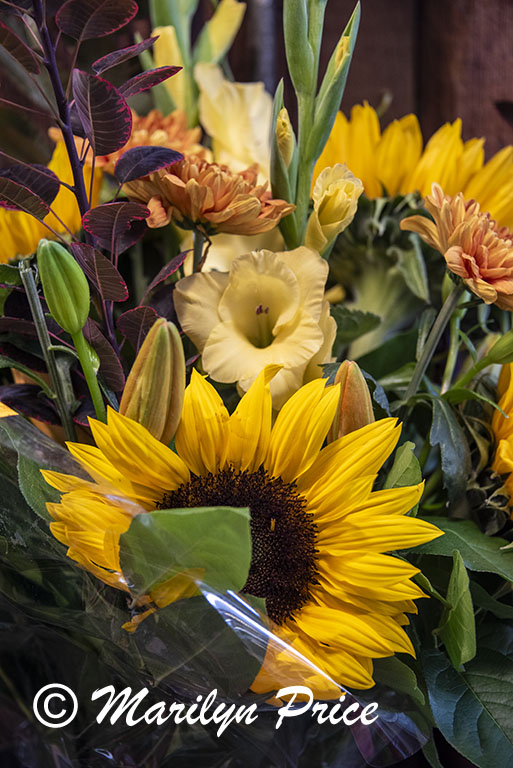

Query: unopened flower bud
37;239;90;335
328;360;375;442
305;164;363;255
276;107;295;169
120;318;185;445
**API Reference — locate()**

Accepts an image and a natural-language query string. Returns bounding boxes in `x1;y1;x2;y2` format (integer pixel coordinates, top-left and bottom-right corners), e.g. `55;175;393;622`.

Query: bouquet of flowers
0;1;512;766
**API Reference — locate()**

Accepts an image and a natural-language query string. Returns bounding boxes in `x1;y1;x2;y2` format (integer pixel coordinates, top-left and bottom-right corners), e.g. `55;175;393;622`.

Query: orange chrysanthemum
401;183;513;310
124;157;295;236
95;109;207;173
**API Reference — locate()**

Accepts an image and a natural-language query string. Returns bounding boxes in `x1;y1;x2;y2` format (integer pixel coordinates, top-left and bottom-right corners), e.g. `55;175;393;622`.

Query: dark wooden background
227;0;513;156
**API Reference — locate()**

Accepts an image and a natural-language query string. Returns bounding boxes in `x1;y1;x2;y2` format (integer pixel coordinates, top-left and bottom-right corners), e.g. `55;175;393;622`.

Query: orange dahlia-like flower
401;183;513;310
96;109;207;172
124;156;295;236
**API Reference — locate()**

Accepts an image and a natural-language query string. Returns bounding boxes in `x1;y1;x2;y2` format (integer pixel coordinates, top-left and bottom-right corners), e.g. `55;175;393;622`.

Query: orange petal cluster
96;109;207;172
124;156;295;236
401;183;513;310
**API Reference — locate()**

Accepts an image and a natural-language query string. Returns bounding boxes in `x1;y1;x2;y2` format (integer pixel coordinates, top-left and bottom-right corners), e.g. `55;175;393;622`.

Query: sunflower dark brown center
159;467;318;624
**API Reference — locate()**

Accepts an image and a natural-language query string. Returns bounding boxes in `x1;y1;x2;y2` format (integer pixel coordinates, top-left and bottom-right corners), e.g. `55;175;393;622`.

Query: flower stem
440;313;462;394
452;358;489;391
71;330;107;423
193;229;206;272
19;261;77;441
404;283;464;404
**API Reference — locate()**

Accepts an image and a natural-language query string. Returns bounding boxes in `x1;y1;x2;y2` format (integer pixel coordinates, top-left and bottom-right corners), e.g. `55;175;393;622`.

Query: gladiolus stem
71;331;107;423
193;229;206;272
404;283;465;404
19;261;77;442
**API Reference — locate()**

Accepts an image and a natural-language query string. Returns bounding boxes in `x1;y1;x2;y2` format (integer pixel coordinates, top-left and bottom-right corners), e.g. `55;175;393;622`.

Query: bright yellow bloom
401;183;513;310
314;102;513;228
0;140;102;264
43;368;442;693
305;164;363;254
173;247;336;408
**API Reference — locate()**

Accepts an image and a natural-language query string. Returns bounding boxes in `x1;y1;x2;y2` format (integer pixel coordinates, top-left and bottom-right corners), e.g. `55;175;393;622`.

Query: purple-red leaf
0;384;59;424
142;250;188;302
83;319;125;391
82;202;149;255
92;35;159;74
72;70;132;155
117;306;159;352
56;0;138;41
0;176;50;219
71;243;128;302
0;342;46;372
119;66;181;98
0;159;60;207
113;146;183;184
0;19;40;73
0;317;37;336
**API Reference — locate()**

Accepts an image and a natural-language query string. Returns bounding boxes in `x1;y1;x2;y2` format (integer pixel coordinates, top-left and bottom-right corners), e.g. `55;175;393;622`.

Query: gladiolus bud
276;107;295;169
305;164;363;255
328;360;374;442
37;239;90;335
120;319;185;445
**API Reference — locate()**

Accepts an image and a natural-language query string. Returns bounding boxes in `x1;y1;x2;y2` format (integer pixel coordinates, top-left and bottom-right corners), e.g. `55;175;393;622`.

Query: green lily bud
120;318;185;445
37;239;89;336
328;360;374;442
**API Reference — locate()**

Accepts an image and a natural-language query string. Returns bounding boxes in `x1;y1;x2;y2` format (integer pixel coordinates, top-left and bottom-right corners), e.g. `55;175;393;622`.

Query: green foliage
330;305;381;347
435;550;476;667
429;397;471;502
120;506;252;597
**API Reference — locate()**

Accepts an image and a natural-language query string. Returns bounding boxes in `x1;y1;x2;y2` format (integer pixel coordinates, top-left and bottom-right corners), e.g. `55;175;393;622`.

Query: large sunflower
43;367;442;694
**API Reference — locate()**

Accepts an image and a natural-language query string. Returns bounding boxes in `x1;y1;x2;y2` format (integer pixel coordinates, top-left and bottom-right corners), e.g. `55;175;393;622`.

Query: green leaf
413;571;449;605
0;264;21;286
422;647;513;768
442;386;506;415
119;506;252;597
391;233;430;302
422;738;444;768
435;550;476;667
429;397;471;502
413;517;513;582
372;656;425;706
471;582;513;620
330;305;381;346
17;454;60;521
384;441;422;491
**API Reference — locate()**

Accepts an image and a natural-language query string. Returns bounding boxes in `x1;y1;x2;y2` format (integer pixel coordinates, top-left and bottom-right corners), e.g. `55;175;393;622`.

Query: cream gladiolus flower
153;26;186;111
305;164;363;254
174;247;336;408
195;62;272;177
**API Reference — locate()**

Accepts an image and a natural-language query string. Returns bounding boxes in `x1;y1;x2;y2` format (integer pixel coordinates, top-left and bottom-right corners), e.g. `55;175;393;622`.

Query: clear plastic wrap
0;415;432;767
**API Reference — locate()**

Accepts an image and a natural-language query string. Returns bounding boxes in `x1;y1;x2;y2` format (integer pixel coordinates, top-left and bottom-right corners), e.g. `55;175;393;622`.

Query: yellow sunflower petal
175;369;229;475
265;378;340;483
227;365;280;472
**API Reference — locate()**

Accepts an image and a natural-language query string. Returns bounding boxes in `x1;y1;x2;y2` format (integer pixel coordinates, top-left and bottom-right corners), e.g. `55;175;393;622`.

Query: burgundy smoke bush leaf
0;176;50;218
142;250;189;302
0;317;37;336
71;243;128;302
0;158;60;206
0;384;59;424
0;342;46;372
119;66;181;98
92;35;159;74
0;19;40;73
117;306;159;352
56;0;138;42
82;202;149;254
113;146;183;184
72;70;132;155
83;319;125;391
